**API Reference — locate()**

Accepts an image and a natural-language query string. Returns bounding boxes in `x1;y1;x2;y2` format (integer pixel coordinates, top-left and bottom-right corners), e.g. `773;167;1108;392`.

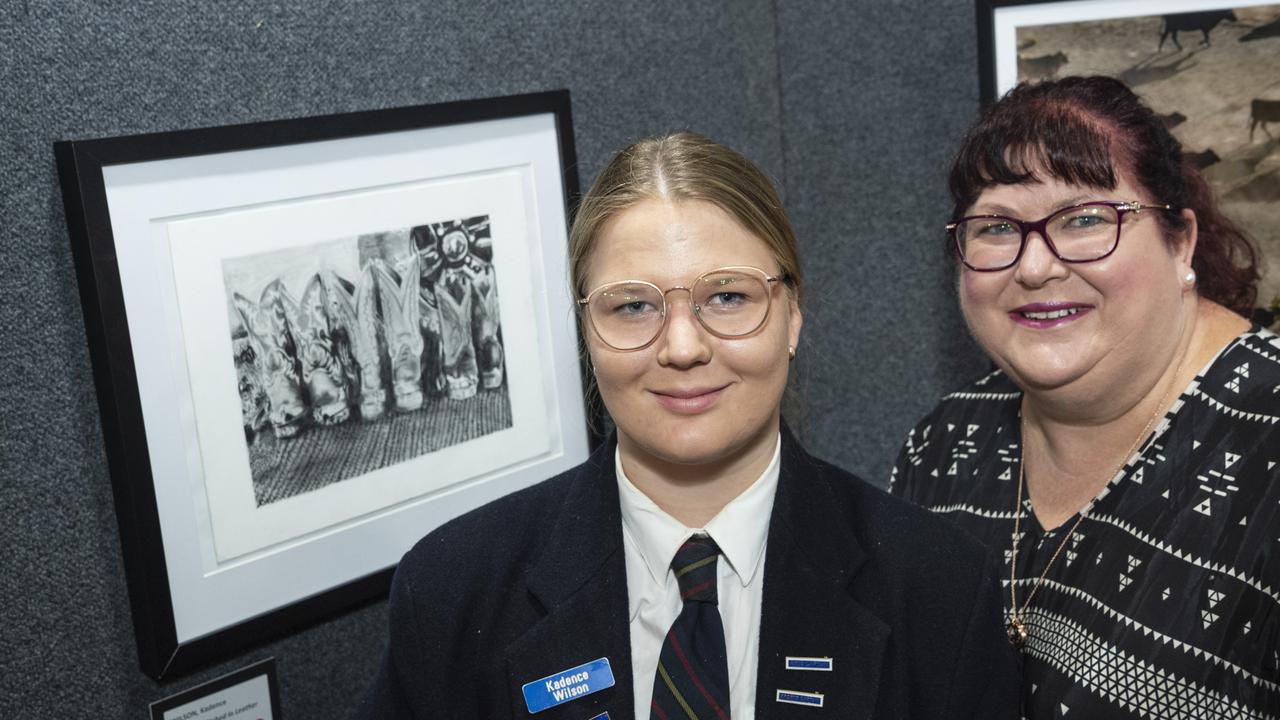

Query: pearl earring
787;345;796;361
1184;270;1197;286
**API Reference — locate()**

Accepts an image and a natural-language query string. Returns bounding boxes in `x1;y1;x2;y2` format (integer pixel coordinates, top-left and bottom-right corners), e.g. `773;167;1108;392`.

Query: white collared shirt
616;434;781;720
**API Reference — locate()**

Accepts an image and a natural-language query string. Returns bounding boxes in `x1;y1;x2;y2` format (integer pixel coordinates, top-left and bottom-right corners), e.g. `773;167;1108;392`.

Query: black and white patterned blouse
890;327;1280;719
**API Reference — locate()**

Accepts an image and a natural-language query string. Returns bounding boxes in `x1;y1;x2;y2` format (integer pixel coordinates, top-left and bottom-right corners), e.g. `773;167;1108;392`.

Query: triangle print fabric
890;327;1280;719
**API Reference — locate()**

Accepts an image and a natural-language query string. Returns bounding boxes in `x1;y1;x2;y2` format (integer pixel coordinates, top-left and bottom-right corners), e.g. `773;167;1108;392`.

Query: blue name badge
777;689;825;707
522;658;616;714
785;656;833;671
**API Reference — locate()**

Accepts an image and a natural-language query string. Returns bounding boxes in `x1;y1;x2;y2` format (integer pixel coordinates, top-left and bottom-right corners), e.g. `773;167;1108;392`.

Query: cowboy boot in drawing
465;256;504;390
418;277;446;397
374;257;424;412
412;224;446;396
435;266;478;400
231;330;270;444
233;283;308;439
355;261;389;421
297;273;353;425
317;270;362;399
259;280;311;437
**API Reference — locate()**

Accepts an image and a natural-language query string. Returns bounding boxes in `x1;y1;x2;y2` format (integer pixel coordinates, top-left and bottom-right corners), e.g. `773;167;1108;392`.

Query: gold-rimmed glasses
577;265;784;351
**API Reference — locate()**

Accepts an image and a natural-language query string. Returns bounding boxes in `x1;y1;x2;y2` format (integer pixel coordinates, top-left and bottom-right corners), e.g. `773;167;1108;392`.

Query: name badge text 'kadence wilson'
522;658;616;714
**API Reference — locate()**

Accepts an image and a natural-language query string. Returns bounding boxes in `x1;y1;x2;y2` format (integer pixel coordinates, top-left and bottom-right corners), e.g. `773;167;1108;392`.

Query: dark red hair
948;76;1259;315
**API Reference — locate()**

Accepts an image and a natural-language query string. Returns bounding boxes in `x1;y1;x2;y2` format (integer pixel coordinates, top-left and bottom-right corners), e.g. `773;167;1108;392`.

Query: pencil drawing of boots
219;215;515;510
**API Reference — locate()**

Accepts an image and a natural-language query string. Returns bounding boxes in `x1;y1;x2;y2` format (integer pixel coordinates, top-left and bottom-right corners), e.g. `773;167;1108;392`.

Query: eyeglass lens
586;269;772;349
956;204;1121;270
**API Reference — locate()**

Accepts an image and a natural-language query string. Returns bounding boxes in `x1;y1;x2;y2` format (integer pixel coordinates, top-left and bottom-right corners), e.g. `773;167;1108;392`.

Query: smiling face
585;198;802;469
958;170;1196;396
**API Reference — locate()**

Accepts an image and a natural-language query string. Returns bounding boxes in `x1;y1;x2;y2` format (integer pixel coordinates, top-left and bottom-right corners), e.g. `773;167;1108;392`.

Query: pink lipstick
1009;302;1092;329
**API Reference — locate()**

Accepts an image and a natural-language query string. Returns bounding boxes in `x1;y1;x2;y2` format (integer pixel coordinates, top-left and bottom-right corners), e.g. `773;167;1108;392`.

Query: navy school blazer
355;429;1019;719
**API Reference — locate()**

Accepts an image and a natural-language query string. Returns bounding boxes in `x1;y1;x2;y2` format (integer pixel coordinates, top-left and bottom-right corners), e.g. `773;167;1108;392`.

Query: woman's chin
635;428;735;466
997;357;1093;394
622;420;773;470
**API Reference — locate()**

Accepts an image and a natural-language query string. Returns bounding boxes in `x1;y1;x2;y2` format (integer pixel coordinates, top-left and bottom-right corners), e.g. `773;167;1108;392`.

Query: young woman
891;76;1279;718
358;132;1017;719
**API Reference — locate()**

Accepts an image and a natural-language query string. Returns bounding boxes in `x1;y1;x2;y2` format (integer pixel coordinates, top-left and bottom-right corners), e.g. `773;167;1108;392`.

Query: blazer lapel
505;438;634;720
755;430;890;719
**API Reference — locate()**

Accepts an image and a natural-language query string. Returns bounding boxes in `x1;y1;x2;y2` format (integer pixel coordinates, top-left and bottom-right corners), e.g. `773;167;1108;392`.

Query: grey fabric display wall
0;1;987;717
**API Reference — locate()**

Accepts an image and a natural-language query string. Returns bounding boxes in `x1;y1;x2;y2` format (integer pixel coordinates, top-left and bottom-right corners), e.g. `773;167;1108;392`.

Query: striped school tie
650;536;731;720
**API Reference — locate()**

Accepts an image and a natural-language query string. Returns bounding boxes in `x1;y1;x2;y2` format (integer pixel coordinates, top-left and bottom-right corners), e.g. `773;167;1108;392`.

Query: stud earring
1184;270;1197;287
787;345;796;361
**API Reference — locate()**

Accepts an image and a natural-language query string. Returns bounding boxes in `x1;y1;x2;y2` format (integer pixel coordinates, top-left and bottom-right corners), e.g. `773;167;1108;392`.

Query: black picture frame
56;90;598;680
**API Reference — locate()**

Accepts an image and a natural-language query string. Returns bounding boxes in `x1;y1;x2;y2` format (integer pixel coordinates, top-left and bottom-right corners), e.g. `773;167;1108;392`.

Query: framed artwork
55;90;594;679
978;0;1280;327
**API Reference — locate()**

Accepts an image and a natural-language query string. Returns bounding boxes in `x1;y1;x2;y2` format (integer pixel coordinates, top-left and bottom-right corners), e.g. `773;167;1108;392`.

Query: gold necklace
1006;368;1188;649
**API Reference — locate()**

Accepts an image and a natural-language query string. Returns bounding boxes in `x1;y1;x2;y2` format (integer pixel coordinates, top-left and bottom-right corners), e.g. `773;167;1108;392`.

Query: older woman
357;132;1017;718
891;76;1278;718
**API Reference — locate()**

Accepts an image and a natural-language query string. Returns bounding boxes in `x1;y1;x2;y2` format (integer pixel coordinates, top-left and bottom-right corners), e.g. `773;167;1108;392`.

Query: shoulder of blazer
393;435;621;598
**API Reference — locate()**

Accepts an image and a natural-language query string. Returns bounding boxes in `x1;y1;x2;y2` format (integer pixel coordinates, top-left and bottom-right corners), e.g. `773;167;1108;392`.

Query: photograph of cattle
1014;3;1280;328
223;215;510;505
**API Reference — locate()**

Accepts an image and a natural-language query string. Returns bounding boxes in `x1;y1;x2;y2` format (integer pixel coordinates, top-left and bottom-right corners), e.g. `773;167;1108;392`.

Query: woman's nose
656;296;713;368
1013;231;1070;287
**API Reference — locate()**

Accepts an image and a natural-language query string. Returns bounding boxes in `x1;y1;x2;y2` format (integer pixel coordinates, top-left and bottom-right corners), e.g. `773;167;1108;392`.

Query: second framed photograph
56;90;592;679
978;0;1280;326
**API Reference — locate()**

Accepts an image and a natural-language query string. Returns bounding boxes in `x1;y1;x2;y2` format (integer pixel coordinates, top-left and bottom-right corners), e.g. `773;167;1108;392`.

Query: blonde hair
568;132;802;300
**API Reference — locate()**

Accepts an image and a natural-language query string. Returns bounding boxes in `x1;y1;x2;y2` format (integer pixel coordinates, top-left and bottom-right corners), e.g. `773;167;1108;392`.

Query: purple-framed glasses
946;200;1173;272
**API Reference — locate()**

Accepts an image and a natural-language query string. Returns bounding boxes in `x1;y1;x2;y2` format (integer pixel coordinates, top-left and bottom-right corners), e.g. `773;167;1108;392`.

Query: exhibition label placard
149;658;280;720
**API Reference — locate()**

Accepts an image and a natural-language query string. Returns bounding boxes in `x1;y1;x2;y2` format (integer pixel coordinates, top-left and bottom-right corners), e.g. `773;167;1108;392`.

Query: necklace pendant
1006;618;1028;649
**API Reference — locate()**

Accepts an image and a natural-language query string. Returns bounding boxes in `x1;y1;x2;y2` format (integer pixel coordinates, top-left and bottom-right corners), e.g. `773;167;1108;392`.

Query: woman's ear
787;298;803;355
1175;208;1199;275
